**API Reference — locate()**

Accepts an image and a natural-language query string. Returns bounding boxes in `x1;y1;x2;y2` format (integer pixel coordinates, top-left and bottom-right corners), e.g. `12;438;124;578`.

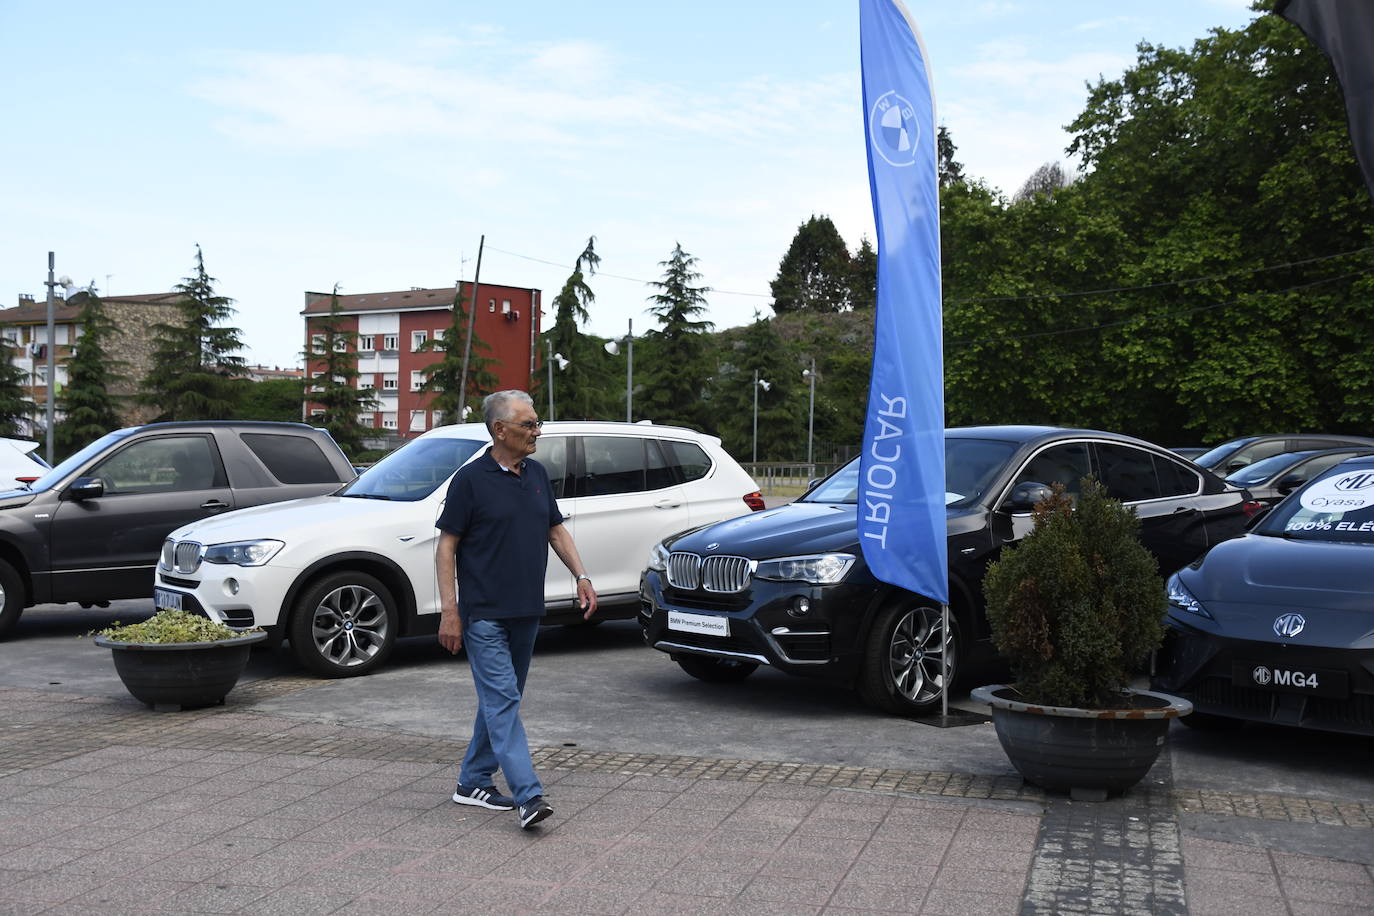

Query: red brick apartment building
301;283;541;439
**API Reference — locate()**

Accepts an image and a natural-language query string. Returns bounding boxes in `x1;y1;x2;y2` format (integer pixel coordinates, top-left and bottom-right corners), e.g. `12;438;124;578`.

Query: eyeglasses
503;419;543;430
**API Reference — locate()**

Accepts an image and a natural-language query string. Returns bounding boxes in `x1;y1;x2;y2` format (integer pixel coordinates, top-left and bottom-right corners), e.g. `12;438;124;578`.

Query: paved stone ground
1;684;1371;914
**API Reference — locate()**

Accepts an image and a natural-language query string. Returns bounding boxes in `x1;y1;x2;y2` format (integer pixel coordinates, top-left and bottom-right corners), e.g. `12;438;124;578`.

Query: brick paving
1;684;1372;914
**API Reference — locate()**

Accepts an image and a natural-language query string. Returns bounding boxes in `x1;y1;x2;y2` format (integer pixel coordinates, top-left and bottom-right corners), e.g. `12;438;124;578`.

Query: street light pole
43;252;56;466
546;338;554;420
625;318;633;423
753;369;759;464
804;357;816;467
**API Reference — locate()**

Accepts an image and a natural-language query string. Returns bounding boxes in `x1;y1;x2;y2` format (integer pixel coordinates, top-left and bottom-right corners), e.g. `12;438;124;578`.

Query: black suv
0;421;355;637
640;426;1259;716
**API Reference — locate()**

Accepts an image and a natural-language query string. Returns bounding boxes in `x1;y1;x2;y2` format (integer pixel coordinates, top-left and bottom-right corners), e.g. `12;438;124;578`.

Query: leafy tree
306;286;378;454
539;237;611;420
639;243;714;428
234;377;304;423
1012;161;1073;202
709;313;803;460
141;245;247;420
849;237;877;311
54;292;125;458
420;287;499;424
769;215;853;314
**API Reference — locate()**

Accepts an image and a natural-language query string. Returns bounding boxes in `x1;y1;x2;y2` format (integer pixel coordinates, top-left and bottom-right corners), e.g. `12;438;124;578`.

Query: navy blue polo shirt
436;447;561;620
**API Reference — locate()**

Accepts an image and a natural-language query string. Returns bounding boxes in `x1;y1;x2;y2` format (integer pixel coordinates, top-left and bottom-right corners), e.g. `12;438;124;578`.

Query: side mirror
1225;459;1248;474
1005;481;1053;511
67;477;105;501
1275;474;1304;495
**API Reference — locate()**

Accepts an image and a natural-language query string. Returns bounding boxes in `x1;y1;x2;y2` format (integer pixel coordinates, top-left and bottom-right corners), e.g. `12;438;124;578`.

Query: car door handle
1172;506;1198;515
654;499;682;509
562;513;572;522
201;500;231;512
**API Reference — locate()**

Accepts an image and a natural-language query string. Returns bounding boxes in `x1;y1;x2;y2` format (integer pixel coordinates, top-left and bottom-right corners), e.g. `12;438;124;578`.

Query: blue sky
1;1;1259;370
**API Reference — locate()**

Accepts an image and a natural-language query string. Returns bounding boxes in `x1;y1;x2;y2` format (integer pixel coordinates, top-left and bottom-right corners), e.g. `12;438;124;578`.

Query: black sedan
1224;447;1374;510
1153;456;1374;735
639;426;1258;716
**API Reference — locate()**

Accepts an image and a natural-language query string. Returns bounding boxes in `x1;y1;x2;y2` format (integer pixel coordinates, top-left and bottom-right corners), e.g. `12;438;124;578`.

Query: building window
411;330;427;351
358;376;372;390
409;410;426;432
382;413;398;429
311;333;325;354
435;328;447;341
488;298;496;312
357;413;374;426
382;375;398;390
358;334;375;351
410;370;424;392
383;334;399;351
502;299;511;314
333;336;348;352
310;408;324;417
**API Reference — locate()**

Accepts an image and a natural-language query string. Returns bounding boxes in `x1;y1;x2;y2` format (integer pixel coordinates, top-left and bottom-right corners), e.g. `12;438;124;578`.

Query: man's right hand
438;611;463;654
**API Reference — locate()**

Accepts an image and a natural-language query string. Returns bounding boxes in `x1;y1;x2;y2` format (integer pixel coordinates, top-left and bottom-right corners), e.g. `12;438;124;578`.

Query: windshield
22;429;134;493
1259;464;1374;542
1225;451;1317;487
801;436;1019;508
339;436;485;502
1192;437;1254;469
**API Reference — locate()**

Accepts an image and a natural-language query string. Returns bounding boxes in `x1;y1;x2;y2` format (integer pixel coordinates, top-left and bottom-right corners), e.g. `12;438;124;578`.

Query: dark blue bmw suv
639;426;1258;716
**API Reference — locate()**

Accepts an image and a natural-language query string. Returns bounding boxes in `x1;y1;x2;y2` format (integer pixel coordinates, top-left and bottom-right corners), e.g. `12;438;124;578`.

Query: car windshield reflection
340;437;484;502
1258;465;1374;542
1225;451;1318;487
801;436;1018;509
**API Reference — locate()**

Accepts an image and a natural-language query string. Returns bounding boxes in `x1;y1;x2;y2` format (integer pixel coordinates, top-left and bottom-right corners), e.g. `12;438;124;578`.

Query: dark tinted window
536;436;569;498
241;433;342;484
943;437;1019;507
645;440;676;490
91;435;225;493
1227;439;1291;470
1153;454;1200;497
578;436;645;496
662;439;711;483
1096;443;1161;502
1013;443;1092;496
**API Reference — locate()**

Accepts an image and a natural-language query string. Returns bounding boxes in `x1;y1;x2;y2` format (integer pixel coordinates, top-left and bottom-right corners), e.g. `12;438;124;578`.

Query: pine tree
54;292;126;458
541;236;609;420
639;243;714;429
141;245;247;420
849;237;877;311
306;285;379;456
420;286;499;424
769;215;853;313
0;328;31;438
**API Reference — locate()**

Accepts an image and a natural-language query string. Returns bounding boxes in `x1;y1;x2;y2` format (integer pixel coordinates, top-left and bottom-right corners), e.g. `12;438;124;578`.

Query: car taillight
1242;500;1265;519
14;476;38;485
743;491;766;512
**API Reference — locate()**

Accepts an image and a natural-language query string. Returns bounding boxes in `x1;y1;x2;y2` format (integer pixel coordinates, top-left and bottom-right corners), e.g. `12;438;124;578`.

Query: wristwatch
576;574;592;583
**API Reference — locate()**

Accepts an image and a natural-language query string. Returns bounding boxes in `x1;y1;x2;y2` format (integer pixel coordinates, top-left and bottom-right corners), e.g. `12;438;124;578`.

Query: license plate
667;611;729;637
154;588;183;612
1233;660;1349;698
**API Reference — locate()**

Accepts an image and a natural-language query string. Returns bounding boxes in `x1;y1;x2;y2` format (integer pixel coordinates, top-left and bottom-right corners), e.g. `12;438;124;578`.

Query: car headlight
201;539;284;567
754;553;855;585
1166;574;1212;620
647;541;669;572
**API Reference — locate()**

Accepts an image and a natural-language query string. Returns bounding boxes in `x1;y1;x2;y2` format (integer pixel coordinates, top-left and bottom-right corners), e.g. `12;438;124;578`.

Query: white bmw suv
154;421;763;678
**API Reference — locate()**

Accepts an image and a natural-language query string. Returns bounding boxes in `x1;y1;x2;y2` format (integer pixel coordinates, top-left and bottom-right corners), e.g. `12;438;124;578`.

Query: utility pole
457;235;484;419
43;253;56;465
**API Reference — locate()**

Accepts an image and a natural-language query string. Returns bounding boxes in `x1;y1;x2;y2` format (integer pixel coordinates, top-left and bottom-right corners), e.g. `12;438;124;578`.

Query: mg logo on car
1273;613;1306;638
1252;666;1272;686
1334;472;1374;491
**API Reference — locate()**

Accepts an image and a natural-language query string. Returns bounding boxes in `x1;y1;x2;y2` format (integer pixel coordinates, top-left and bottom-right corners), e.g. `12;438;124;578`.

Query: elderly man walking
435;390;597;829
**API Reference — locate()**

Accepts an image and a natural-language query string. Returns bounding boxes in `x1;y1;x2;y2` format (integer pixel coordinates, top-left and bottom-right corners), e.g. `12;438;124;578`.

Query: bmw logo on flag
869;90;920;167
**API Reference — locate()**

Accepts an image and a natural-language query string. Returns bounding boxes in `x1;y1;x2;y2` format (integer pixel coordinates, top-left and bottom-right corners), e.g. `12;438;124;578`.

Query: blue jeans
459;616;543;804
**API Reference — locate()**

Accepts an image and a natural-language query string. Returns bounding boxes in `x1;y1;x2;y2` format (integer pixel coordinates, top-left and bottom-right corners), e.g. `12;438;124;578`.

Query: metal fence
743;462;844;495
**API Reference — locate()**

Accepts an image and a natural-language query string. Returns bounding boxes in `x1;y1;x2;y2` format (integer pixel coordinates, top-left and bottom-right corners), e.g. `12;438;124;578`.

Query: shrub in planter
93;610;266;709
982;480;1165;708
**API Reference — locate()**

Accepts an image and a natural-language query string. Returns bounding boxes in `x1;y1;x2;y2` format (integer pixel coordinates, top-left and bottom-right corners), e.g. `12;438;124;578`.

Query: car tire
675;654;758;682
858;600;958;715
289;571;398;678
0;559;23;639
1178;711;1245;731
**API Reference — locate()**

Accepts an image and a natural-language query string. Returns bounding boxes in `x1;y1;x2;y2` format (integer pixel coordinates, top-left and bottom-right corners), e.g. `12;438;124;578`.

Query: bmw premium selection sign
857;0;947;605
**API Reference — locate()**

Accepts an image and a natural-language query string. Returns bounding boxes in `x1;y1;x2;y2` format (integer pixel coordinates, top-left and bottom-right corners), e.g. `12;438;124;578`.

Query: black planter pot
95;632;268;710
970;685;1192;801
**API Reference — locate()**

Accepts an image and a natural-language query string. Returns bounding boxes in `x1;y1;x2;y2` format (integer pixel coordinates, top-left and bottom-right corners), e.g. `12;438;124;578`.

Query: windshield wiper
343;492;393;500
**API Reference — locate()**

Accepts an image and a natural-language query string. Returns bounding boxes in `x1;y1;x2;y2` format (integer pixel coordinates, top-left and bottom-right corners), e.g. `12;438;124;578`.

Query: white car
154;421;763;677
0;438;50;489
